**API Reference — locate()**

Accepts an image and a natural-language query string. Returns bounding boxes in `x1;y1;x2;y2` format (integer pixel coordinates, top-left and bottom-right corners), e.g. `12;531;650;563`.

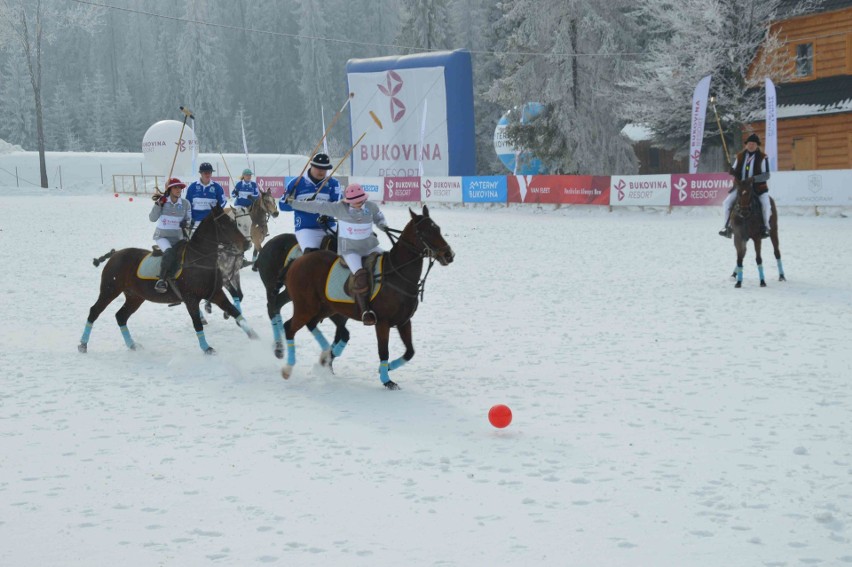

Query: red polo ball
114;193;119;197
488;404;512;428
128;197;133;202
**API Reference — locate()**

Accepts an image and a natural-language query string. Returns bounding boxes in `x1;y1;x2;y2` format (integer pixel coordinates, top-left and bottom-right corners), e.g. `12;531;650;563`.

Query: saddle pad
136;248;186;280
283;244;302;268
324;256;384;304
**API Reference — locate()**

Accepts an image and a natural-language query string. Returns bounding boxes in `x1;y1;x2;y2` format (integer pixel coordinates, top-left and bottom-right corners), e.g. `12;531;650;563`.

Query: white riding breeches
295;228;327;251
156;237;175;251
721;191;737;226
758;192;771;229
342;246;383;273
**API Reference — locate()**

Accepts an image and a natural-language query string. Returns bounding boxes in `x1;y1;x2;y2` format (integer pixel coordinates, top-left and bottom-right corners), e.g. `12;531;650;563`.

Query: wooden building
749;0;852;170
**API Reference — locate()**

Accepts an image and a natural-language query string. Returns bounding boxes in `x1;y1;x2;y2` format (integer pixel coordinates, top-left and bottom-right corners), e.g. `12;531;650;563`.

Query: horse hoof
319;349;332;366
204;302;212;314
78;343;87;353
204;347;216;355
223;312;231;320
734;281;742;288
200;317;208;326
281;366;292;380
248;330;259;340
274;344;284;359
252;266;258;272
384;380;400;390
760;280;767;287
779;275;786;282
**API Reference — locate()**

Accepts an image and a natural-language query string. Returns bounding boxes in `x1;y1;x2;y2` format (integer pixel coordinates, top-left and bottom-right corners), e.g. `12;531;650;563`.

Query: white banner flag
689;75;712;174
765;78;778;171
321;105;328;155
240;111;250;169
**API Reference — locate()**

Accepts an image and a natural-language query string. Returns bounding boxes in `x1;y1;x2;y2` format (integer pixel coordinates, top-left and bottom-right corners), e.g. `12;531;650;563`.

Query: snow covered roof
774;75;852;119
621;123;654;142
777;0;852;18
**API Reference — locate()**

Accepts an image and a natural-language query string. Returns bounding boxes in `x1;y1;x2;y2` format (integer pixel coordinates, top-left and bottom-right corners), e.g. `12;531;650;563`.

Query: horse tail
92;248;116;268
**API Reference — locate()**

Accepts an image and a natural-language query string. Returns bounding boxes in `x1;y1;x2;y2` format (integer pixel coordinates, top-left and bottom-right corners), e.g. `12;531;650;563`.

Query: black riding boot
352;269;376;325
155;247;178;293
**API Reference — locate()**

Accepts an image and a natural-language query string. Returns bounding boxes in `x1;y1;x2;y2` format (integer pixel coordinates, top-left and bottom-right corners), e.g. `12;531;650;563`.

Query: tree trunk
34;84;48;188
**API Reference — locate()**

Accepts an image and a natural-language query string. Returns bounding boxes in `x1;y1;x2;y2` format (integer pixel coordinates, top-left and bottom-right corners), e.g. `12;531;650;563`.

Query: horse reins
379;219;448;301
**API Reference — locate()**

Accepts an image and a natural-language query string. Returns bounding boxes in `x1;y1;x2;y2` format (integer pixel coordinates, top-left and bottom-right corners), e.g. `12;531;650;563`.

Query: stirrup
361;310;377;326
154;279;168;293
760;227;770;238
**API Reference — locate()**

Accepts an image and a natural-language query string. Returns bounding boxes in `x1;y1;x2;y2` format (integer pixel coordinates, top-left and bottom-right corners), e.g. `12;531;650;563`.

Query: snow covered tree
0;53;34;149
621;0;820;158
396;0;454;52
0;0;100;186
486;0;639;174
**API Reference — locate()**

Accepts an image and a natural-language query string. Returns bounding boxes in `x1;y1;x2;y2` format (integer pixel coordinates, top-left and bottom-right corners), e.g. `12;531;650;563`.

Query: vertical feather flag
689;75;712;174
765;78;778;171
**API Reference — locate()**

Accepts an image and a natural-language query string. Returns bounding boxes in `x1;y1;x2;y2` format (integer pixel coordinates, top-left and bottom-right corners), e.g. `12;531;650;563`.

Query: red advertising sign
384;177;422;202
212;176;231;198
670;173;733;206
257;176;287;199
507;175;610;205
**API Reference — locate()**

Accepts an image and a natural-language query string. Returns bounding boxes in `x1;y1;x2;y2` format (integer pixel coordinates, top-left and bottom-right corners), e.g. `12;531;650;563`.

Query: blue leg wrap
757;264;765;281
388;357;408;371
234;298;242;314
119;325;135;349
777;258;785;277
271;315;283;342
331;339;348;357
311;328;330;350
379;360;390;384
196;331;211;351
286;340;296;366
80;322;93;344
736;267;743;283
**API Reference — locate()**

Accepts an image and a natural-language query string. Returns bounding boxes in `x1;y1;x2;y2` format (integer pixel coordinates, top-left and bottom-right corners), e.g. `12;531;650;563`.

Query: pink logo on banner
670;173;733;206
257;176;287;199
212;176;231;197
384;177;421;202
378;71;406;123
423;178;432;198
614;179;626;201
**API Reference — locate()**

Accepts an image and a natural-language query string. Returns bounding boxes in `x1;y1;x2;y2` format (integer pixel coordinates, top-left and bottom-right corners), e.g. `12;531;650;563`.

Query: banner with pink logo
212;176;231;198
384;177;421;202
670;173;732;206
421;176;463;203
765;78;778;171
507;175;610;205
256;176;287;199
689;75;712;174
609;175;670;206
346;51;476;177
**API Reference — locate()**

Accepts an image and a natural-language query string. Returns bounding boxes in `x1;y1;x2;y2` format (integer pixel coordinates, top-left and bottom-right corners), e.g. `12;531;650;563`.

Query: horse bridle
381;217;451;301
734;180;758;219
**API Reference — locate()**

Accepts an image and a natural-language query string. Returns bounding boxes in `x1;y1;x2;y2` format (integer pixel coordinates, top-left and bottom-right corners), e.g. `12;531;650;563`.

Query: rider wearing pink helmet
286;183;388;324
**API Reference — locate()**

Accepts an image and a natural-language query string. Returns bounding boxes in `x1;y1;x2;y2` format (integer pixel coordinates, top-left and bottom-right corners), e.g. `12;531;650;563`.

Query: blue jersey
279;174;340;231
185;180;227;223
233;180;259;208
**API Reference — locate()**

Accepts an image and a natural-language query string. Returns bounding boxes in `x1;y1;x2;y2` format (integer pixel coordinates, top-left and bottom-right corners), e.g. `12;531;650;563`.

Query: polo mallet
156;106;194;201
287;92;354;198
307;110;384;199
709;96;731;165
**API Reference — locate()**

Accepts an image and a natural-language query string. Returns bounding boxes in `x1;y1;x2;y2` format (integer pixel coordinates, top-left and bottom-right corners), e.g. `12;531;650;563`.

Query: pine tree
487;0;639;174
396;0;454;53
621;0;821;156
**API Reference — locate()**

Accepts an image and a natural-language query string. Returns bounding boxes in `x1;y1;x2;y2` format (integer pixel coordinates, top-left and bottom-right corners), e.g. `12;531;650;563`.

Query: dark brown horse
281;205;454;389
253;224;338;360
729;178;786;288
78;205;258;354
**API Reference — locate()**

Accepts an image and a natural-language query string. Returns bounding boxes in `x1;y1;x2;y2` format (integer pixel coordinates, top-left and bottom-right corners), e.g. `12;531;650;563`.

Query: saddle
325;253;384;304
342;252;382;296
137;242;188;280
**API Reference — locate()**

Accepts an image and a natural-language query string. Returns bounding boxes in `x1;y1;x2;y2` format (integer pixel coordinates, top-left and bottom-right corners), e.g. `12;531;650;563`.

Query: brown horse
281;205;454;389
729;178;786;288
78;205;258;354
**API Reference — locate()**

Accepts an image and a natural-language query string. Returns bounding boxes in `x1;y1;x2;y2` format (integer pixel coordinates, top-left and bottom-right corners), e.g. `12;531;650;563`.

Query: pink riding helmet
342;183;368;204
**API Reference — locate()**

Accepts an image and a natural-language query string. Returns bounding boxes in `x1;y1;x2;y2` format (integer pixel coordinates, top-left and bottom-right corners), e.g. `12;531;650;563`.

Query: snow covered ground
1;186;851;566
